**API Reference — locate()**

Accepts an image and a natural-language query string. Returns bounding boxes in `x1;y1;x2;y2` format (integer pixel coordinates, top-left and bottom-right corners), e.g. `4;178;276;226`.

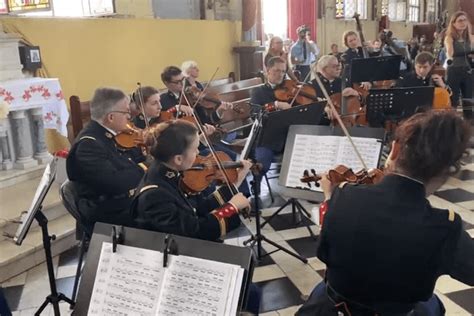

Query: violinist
66;87;146;230
131;86;162;129
396;52;449;89
181;60;204;90
297;110;474;316
250;56;292;111
131;120;251;240
159;66;195;116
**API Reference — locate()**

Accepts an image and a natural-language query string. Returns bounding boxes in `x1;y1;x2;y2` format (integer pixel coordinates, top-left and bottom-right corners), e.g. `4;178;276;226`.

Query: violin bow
180;69;239;195
288;68;314;107
312;73;368;170
136;82;150;129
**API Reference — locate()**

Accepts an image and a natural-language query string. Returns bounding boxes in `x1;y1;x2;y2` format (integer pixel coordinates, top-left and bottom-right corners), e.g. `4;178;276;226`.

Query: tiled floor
2;148;474;315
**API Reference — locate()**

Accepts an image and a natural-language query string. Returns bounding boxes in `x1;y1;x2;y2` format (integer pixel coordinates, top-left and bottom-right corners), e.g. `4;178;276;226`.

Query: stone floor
1;149;474;315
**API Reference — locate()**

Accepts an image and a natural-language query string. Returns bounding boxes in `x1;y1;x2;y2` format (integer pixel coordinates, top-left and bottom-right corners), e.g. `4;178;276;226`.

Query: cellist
396;52;450;90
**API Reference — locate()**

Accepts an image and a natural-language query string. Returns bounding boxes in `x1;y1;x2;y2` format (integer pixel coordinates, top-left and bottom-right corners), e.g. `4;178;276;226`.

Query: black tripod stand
35;208;75;315
242;109;307;263
260;197;316;239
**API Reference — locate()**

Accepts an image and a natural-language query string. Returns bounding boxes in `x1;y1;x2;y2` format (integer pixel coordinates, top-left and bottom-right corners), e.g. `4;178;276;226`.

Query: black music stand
11;158;75;315
366;86;435;127
74;223;254;315
350;55;402;83
242;108;309;264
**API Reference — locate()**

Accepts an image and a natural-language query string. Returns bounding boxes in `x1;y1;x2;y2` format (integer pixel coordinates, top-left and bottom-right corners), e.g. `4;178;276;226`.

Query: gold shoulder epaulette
338;181;349;189
139;185;159;193
138;162;148;171
79;136;96;141
448;209;455;222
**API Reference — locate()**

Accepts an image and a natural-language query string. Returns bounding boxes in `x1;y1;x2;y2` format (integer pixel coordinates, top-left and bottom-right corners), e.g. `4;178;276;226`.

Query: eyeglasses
169;78;185;85
110;110;131;117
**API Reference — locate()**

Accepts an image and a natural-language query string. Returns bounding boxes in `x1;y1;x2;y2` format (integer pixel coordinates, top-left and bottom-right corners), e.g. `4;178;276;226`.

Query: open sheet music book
285;134;382;192
88;242;244;316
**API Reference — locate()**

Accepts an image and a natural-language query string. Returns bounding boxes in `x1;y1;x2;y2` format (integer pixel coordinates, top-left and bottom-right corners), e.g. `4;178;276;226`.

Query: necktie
303;42;307;62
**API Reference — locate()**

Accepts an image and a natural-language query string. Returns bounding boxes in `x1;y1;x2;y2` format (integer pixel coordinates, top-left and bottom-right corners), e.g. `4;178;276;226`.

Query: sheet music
88;243;244;316
285;134;382;191
88;243;165;315
156;255;243;316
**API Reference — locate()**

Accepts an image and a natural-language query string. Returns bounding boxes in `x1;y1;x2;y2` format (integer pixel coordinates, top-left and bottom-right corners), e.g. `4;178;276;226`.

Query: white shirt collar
98;122;117;136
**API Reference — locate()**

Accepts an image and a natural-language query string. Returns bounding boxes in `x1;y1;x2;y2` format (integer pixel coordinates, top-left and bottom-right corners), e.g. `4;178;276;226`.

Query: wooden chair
69;95;91;140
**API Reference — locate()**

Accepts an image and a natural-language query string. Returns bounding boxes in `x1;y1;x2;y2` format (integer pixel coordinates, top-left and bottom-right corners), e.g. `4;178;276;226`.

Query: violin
185;86;247;114
300;165;385;188
181;151;242;194
114;123;145;149
274;79;320;106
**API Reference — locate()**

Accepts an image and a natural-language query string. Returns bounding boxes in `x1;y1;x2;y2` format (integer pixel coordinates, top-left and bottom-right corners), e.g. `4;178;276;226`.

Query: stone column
0;125;12;170
10;110;37;169
30;107;52;164
242;0;258;42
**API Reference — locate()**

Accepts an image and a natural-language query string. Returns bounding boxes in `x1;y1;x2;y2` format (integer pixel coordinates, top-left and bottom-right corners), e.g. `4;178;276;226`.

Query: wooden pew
69;95;91;140
210;77;263;94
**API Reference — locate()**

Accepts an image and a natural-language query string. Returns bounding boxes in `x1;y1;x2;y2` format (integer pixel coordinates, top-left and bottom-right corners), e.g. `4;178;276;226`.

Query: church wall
0;17;241;102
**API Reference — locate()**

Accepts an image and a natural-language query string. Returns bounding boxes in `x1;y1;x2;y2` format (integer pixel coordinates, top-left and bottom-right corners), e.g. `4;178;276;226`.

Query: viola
273;79;320;105
300;165;384;188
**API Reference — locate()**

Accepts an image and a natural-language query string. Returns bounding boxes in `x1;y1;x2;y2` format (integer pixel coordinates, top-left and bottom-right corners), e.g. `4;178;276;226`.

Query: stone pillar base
2;161;13;170
34;152;53;165
14;157;38;170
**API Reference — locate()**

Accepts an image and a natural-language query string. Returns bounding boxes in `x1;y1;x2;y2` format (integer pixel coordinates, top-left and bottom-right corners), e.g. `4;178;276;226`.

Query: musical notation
88;242;243;316
285;134;382;191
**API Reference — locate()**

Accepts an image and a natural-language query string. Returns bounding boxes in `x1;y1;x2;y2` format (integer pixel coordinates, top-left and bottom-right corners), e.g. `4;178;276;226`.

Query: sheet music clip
111;226;125;253
163;234;178;268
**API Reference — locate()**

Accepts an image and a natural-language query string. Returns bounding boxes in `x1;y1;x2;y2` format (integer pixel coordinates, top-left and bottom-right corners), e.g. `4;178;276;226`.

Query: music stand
12;158;75;315
279;125;385;203
74;223;254;315
350;55;402;83
242;109;308;264
366;86;435;127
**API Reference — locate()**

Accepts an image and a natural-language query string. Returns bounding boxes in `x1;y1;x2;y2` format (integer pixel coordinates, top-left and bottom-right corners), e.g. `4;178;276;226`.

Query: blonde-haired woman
444;11;474;118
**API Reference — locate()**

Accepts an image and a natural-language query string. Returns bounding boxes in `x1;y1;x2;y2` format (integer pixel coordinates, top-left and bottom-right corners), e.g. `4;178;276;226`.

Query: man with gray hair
66;87;146;230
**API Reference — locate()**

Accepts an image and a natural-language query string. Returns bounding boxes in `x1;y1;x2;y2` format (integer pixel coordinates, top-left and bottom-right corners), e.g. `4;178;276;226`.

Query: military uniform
132;113;160;129
297;174;474;315
159;90;220;125
66;120;146;228
396;72;446;88
310;72;342;97
130;160;241;241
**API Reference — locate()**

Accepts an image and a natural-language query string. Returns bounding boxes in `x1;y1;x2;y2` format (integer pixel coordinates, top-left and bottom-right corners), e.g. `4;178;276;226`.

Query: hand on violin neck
202;124;216;136
216;102;233;116
320;174;337;200
359;82;372;90
178;105;194;116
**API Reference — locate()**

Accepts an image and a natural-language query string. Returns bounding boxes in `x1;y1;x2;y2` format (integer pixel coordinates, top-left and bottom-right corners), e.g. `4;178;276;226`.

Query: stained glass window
388;0;406;21
8;0;50;12
381;0;389;16
335;0;367;19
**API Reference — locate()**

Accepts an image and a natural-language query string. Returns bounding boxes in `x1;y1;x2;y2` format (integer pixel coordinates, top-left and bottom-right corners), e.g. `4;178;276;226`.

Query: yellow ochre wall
0;17;241;150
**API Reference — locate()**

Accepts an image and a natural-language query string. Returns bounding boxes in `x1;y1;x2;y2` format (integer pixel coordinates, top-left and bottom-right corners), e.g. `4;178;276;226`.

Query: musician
297;110;474;316
131;86;162;129
181;60;204;90
329;43;342;63
160;65;232;125
379;29;412;74
311;55;360;125
396;52;448;89
445;11;474;117
250;56;292;111
66;87;146;229
290;25;318;81
340;31;371;89
131;120;251;240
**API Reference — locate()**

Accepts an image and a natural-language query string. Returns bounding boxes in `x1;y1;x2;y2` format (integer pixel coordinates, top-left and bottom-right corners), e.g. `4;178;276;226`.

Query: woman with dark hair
131;86;162;129
130;120;251;241
297;110;474;316
445;11;474;118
